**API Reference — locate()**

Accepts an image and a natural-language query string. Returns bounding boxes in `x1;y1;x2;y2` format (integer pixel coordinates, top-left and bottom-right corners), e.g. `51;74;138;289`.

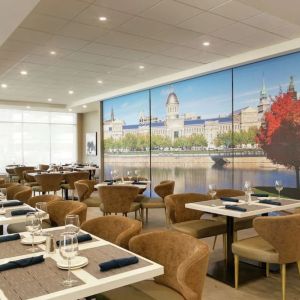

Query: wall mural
102;51;300;196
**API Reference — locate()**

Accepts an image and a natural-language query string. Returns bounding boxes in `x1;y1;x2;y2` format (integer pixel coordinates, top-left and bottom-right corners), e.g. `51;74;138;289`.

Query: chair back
254;214;300;264
74;179;96;201
5;167;17;176
35;174;63;192
27;195;62;208
154;180;175;200
81;216;142;249
0;178;5;185
47;201;87;226
65;172;89;190
6;185;32;203
215;189;245;198
99;185;139;213
38;164;49;171
14;167;35;181
23;170;36;183
165;193;210;224
0;182;20;191
129;231;209;300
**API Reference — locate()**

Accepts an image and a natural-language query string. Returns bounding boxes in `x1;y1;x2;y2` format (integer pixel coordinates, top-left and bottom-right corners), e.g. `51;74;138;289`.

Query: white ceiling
0;0;300;111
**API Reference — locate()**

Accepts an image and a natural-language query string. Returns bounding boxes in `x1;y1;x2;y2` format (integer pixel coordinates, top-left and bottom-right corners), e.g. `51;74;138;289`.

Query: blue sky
103;52;300;125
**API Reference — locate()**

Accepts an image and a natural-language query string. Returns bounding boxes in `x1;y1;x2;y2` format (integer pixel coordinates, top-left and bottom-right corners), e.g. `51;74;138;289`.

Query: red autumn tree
257;93;300;189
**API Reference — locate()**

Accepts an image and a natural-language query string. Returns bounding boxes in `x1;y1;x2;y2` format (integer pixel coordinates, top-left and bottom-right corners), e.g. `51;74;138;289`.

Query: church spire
287;76;297;100
111;107;115;121
260;77;267;99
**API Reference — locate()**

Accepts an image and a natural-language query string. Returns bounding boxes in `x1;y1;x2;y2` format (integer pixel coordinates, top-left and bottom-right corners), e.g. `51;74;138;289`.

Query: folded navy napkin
56;233;92;246
1;200;23;207
11;209;35;216
99;256;139;272
225;205;247;212
0;233;20;243
132;181;145;185
258;199;282;206
251;193;269;197
104;180;116;183
0;255;44;272
220;197;239;203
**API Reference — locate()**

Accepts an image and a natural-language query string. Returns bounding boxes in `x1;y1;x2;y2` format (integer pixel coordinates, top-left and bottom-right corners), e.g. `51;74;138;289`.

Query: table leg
226;216;234;271
0;225;3;235
64;188;69;200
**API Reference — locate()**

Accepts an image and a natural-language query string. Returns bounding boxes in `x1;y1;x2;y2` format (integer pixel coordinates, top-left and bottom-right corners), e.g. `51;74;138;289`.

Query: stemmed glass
208;184;217;200
35;202;48;235
65;215;80;235
275;180;283;200
59;233;78;287
244;181;253;203
127;170;133;182
134;169;139;182
25;212;40;252
110;169;119;182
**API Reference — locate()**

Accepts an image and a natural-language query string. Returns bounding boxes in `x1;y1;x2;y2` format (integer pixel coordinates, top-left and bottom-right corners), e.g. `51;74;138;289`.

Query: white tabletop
0;226;163;300
95;181;148;190
185;197;300;218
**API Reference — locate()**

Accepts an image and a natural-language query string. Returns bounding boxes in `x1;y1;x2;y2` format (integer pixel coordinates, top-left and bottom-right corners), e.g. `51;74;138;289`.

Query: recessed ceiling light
26;106;31;109
139;65;145;69
47;98;52;102
202;41;210;46
97;80;103;84
99;16;107;21
68;108;72;112
68;90;74;95
1;83;7;88
20;70;28;75
83;105;87;108
50;51;56;55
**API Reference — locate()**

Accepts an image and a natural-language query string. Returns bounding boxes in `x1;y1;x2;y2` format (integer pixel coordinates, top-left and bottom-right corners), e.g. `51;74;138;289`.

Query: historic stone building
104;77;296;147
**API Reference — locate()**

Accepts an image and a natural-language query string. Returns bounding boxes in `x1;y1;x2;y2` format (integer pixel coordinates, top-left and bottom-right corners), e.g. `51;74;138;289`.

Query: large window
0;109;77;171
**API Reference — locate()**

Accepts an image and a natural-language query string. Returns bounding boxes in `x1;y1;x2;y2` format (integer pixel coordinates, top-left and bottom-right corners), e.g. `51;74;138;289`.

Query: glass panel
50;112;76;124
23;123;50;166
0;109;22;122
150;70;233;194
50;124;77;164
103;91;151;195
23;111;50;123
0;123;22;171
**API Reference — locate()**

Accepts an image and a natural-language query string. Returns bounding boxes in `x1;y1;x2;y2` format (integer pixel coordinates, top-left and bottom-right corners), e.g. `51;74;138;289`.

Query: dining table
0;226;163;300
95;181;149;194
185;196;300;287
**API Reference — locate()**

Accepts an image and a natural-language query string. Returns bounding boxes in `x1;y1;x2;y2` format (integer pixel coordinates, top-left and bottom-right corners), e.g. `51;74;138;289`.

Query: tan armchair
27;194;62;208
0;182;20;195
99;185;140;218
38;164;49;171
33;173;63;195
5;166;19;182
14;166;35;183
74;179;101;207
47;200;87;227
97;230;209;300
81;216;142;249
61;172;89;199
232;214;300;300
141;180;175;223
6;185;32;203
23;170;39;187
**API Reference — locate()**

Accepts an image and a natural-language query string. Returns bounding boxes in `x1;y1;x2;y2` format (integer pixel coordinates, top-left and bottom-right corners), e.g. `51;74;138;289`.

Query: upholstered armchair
33;173;63;195
14;166;35;183
61;172;89;199
232;214;300;300
81;216;142;249
6;185;32;203
74;179;101;207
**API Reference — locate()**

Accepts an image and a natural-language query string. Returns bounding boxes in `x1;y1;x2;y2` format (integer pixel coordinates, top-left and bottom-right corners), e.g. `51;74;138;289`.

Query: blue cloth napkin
225;205;247;212
132;181;145;185
99;256;139;272
1;200;23;207
11;209;35;216
56;233;92;246
0;255;44;272
251;193;269;197
0;233;20;243
258;199;282;206
220;197;239;203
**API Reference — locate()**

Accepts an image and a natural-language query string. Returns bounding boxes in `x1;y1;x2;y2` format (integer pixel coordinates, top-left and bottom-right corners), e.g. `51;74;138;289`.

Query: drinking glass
127;170;133;182
35;202;48;235
244;181;252;203
0;201;6;214
110;169;119;181
59;233;78;287
25;212;40;252
208;184;217;200
275;180;283;200
134;169;139;182
65;215;80;234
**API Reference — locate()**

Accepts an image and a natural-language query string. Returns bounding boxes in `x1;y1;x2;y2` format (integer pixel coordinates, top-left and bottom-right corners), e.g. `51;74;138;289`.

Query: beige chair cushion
83;196;101;207
60;183;70;189
24;182;39;187
7;220;52;234
32;186;42;192
214;215;254;231
100;202;140;213
232;236;279;263
141;198;165;209
96;280;184;300
171;219;226;238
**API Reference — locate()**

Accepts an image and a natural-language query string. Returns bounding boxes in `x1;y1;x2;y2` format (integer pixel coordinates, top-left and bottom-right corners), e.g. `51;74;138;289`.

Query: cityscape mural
102;51;300;196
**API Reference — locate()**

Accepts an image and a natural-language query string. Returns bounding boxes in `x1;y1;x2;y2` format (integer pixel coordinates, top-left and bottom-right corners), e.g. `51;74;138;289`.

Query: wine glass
244;180;252;203
35;202;48;235
59;233;78;287
208;184;217;200
127;170;133;182
65;215;80;234
275;180;283;200
25;212;40;252
134;169;139;182
110;169;119;182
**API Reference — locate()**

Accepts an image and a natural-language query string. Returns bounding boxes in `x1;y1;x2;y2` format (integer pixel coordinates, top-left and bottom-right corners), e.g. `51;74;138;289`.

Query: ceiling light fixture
68;90;74;95
20;70;28;75
47;98;52;102
83;105;87;108
26;106;31;109
139;65;145;69
1;83;7;88
97;80;103;84
202;41;210;46
50;51;56;55
68;108;72;112
99;16;107;21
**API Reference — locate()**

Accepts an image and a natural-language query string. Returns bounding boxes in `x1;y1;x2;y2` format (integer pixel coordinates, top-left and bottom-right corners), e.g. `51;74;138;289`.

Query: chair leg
223;234;227;260
141;208;144;223
146;208;149;223
266;262;270;277
233;231;237;242
234;255;239;289
212;235;217;250
281;264;286;300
